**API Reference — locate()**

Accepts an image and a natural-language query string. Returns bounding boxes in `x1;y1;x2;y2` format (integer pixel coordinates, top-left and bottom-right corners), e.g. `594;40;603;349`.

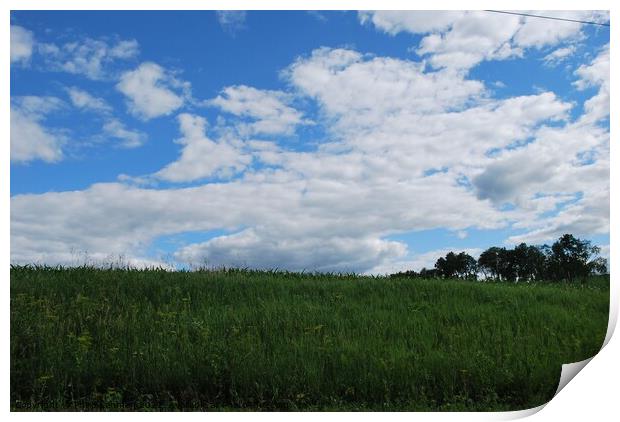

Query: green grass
10;266;609;411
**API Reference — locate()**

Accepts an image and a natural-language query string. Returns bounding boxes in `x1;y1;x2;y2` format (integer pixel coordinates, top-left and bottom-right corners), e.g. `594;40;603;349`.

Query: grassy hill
10;266;609;411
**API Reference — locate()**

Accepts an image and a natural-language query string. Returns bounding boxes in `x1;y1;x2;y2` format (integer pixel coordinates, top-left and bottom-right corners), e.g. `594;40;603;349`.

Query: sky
9;10;610;273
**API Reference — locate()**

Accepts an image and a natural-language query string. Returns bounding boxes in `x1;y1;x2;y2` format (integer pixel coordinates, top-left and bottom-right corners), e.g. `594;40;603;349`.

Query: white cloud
286;47;485;132
417;12;523;70
216;11;247;34
360;10;609;71
11;25;34;64
542;45;577;66
11;96;64;163
153;113;251;182
108;39;140;59
286;47;570;173
10;41;609;273
472;115;609;246
102;119;146;148
513;11;608;48
209;85;306;135
507;187;609;245
175;228;406;273
359;10;464;34
39;37;139;80
574;44;609;89
117;62;188;120
474;120;608;200
10;166;504;273
66;87;112;113
574;45;609;124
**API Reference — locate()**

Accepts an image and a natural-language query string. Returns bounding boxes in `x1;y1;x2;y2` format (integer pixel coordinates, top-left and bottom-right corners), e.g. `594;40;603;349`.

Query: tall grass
10;266;609;411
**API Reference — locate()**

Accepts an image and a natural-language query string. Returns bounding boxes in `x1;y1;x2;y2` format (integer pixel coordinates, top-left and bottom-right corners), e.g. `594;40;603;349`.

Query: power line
484;10;610;27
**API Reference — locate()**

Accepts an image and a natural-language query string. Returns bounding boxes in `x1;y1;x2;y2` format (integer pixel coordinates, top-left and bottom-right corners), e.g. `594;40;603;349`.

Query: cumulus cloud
10;181;296;268
39;37;139;79
11;25;34;64
153;113;251;182
286;47;485;132
417;12;522;70
573;45;609;124
574;44;609;89
10;164;507;273
209;85;307;135
117;62;188;120
286;47;570;174
513;11;608;48
175;228;406;273
10;162;507;273
507;188;609;245
10;38;609;273
359;10;464;34
360;10;609;71
11;96;65;163
475;121;607;197
472;113;609;246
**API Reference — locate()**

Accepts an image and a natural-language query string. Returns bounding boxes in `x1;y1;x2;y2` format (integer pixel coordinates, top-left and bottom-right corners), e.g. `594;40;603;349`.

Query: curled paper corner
602;304;617;349
493;357;596;420
493;403;547;420
554;357;594;396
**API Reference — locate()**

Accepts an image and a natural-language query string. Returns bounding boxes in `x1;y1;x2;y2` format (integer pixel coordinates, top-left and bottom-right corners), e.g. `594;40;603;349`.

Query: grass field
10;266;609;411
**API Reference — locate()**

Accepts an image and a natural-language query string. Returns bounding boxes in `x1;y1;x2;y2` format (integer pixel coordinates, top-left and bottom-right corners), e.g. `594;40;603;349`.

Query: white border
3;1;616;421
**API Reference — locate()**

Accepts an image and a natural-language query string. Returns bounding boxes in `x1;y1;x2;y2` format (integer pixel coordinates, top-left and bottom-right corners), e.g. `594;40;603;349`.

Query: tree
497;248;517;282
456;252;477;280
419;267;439;278
547;234;603;282
478;247;504;280
434;257;447;278
435;251;477;280
435;253;456;278
393;233;605;283
512;243;529;280
525;245;548;281
512;243;547;282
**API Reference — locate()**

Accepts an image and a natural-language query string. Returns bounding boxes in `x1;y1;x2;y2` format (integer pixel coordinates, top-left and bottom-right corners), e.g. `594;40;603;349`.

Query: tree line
390;234;608;283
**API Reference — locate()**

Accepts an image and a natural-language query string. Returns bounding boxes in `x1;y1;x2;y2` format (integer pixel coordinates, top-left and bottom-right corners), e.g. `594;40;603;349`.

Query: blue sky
10;10;610;272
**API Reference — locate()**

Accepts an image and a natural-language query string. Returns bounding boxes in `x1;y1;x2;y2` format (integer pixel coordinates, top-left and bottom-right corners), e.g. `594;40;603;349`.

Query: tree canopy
390;234;607;283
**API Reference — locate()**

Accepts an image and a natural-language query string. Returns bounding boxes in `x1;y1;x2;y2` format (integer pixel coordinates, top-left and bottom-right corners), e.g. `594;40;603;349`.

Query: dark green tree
456;252;478;280
419;267;439;278
497;248;517;282
547;234;603;282
435;251;477;280
525;245;548;281
395;234;606;282
477;247;504;280
512;243;547;282
434;255;451;278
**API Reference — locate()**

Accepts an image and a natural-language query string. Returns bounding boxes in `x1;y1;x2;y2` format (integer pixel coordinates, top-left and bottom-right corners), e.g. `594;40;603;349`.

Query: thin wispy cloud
216;10;247;35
